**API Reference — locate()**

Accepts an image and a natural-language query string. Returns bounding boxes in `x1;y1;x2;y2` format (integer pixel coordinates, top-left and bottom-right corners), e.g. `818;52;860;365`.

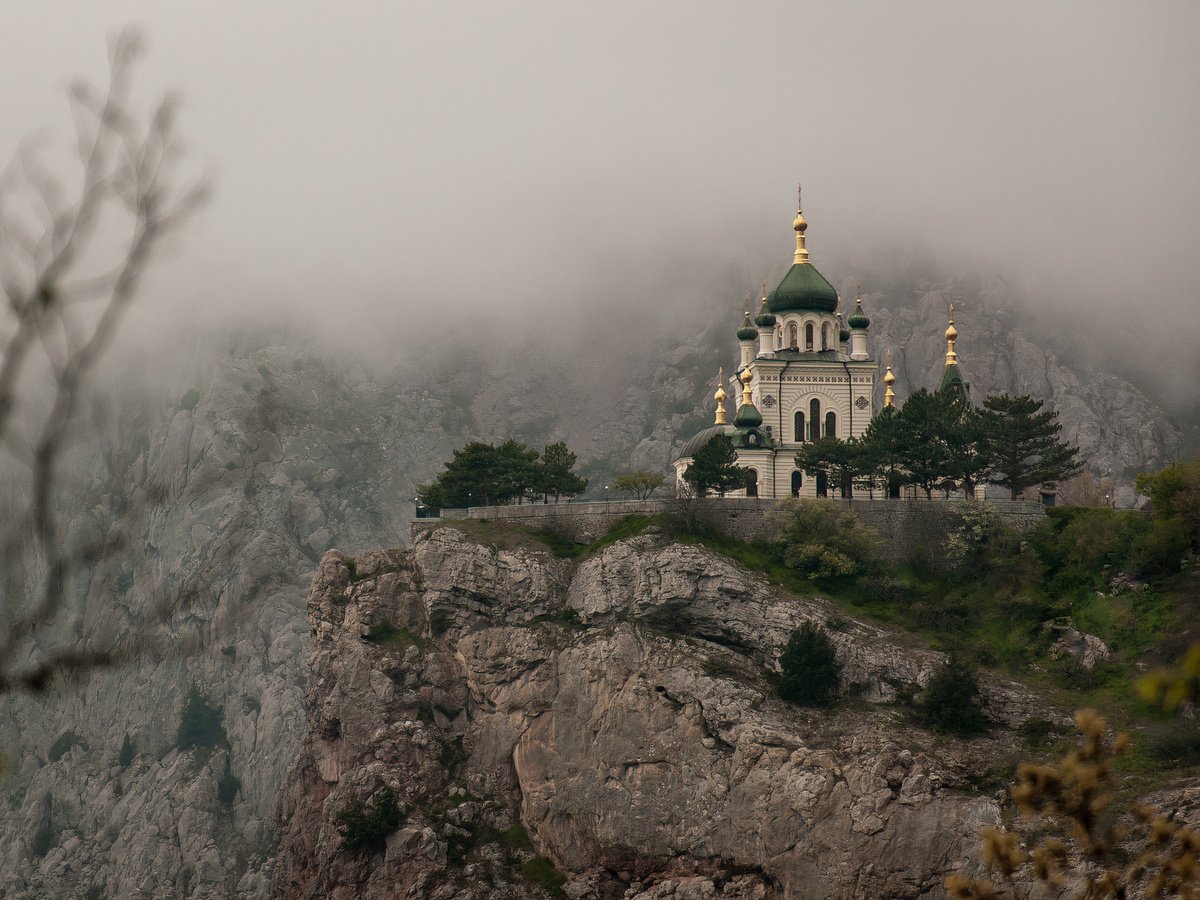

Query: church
673;192;967;499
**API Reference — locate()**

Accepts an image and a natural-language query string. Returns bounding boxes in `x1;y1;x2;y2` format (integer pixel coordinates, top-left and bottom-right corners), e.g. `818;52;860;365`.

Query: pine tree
777;622;841;708
538;441;588;502
982;394;1082;500
893;388;954;499
682;434;751;497
941;394;992;498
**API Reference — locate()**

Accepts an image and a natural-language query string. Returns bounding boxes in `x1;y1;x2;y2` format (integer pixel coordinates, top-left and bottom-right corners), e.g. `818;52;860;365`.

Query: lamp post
604;484;609;511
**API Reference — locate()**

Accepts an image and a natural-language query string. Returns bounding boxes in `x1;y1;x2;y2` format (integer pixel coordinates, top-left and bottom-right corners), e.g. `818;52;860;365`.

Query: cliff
272;525;1050;899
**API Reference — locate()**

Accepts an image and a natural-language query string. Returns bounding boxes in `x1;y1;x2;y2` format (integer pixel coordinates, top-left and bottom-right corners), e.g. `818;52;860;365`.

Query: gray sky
2;2;1198;395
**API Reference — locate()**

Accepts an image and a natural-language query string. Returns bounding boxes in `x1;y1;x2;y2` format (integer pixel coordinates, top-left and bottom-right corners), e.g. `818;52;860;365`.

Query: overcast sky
2;2;1198;393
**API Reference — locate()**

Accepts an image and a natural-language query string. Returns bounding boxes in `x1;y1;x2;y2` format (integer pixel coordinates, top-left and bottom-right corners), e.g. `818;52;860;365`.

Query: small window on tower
788;323;799;349
809;398;821;439
822;323;831;350
794;411;805;442
805;323;814;350
825;411;836;439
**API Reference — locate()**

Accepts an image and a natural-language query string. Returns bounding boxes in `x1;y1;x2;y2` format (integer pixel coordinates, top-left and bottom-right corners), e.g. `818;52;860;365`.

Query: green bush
919;654;988;736
118;733;135;768
772;499;883;580
176;687;228;751
335;783;402;853
777;622;842;708
522;856;567;896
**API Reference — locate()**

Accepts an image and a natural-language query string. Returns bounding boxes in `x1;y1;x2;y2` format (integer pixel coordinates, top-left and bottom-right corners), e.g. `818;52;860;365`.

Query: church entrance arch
745;469;759;498
790;470;802;497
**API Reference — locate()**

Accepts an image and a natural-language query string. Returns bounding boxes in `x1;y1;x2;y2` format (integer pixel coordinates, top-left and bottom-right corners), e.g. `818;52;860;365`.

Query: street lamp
604;484;610;511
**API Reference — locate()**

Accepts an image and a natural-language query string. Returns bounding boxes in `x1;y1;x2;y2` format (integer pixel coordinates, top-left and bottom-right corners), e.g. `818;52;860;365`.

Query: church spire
792;182;810;265
713;368;728;425
944;304;959;366
883;350;896;409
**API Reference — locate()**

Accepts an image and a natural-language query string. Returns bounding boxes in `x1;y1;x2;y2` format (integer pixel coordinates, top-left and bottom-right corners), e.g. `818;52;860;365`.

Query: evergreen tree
859;405;904;497
777;621;842;708
981;393;1082;500
942;394;992;498
893;388;954;499
417;439;543;508
682;434;751;497
537;441;588;502
794;437;871;498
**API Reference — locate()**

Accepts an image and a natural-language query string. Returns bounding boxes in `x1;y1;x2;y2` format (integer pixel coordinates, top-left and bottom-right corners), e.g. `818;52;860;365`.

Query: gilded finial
792;183;809;265
739;366;754;407
945;303;958;366
714;368;728;425
883;350;896;409
761;281;767;301
744;290;751;314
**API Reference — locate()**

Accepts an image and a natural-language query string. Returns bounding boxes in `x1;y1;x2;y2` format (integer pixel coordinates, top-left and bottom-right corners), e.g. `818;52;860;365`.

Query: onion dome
944;304;958;365
836;312;851;343
733;367;763;428
713;367;728;425
766;195;838;314
754;283;776;327
679;424;735;458
883;350;896;409
848;283;871;329
737;311;758;341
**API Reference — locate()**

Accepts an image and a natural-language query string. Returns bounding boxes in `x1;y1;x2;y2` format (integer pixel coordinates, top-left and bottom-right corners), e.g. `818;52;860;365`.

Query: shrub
772;499;883;580
919;654;988;736
176;686;228;751
777;622;842;708
335;783;402;853
118;733;135;768
522;856;567;896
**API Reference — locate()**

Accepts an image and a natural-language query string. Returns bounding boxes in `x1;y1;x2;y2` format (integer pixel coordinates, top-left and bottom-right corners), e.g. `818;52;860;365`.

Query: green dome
754;298;776;327
678;424;735;459
848;310;870;328
839;326;851;342
736;313;758;341
734;403;763;428
767;263;838;314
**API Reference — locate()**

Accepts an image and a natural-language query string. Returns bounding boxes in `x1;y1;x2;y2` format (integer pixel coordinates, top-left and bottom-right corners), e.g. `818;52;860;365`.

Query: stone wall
412;497;1046;562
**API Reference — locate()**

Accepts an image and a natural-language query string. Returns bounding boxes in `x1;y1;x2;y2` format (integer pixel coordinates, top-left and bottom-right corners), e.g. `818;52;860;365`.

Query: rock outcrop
273;526;1043;899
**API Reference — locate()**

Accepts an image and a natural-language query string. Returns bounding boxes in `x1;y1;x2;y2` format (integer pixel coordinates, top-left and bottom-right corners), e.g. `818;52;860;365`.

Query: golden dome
792;211;808;233
714;368;728;425
739;366;754;406
883;350;896;409
944;304;958;366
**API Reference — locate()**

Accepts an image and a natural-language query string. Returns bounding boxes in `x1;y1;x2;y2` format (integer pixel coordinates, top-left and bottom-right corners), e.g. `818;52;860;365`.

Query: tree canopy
981;393;1082;500
613;470;667;500
418;439;587;508
682;434;752;497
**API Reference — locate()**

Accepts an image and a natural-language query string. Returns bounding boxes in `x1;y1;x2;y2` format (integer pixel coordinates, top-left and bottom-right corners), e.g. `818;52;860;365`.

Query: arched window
825;411;836;440
788;323;799;349
809;398;821;440
745;469;758;498
791;470;802;497
822;323;831;350
793;410;805;442
805;323;814;350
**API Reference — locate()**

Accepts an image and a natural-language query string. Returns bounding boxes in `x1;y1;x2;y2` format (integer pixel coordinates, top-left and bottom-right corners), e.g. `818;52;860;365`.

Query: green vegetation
918;654;988;736
47;730;87;762
522;855;567;896
612;470;667;500
771;498;882;579
417;439;587;508
363;621;429;649
118;732;135;768
334;783;402;853
682;433;752;497
777;622;841;708
176;686;228;751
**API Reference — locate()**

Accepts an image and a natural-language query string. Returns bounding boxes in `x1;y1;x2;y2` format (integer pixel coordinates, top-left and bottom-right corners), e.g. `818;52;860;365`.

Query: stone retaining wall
412;497;1046;562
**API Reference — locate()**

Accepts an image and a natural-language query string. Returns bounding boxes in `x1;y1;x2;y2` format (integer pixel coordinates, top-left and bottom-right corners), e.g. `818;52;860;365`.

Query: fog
2;2;1198;406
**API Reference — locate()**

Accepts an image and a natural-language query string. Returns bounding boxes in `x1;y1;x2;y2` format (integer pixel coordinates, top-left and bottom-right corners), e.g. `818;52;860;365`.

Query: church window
805;323;814;350
788;323;799;349
809;398;821;439
745;469;759;498
822;323;831;350
791;470;802;496
793;411;805;442
825;411;836;439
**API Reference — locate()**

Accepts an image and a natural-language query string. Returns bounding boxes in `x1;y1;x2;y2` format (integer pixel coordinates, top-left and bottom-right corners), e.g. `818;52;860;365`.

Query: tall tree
794;437;871;498
859;405;904;497
682;434;751;497
537;441;588;502
941;395;992;498
982;394;1082;500
893;388;954;499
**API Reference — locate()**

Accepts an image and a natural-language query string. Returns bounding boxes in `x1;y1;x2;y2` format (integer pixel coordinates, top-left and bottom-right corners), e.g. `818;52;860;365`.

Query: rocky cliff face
272;525;1046;899
0;280;1183;899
